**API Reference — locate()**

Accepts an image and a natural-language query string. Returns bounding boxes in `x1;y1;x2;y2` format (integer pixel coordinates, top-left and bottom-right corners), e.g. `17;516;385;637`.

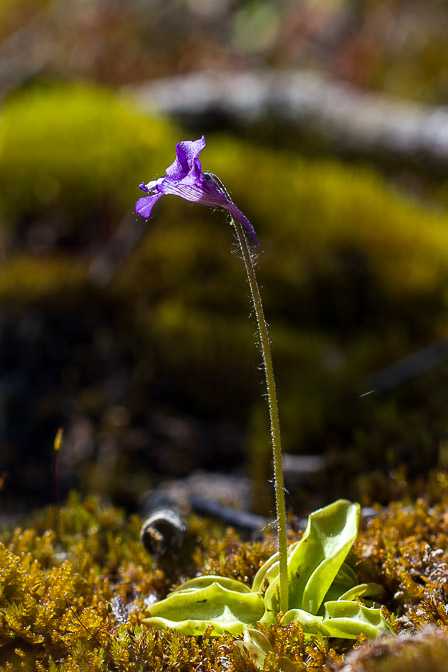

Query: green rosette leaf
319;600;394;640
322;581;384;605
236;628;305;671
281;602;393;640
252;541;301;595
172;575;251;594
264;500;360;618
280;608;324;635
293;500;360;614
252;551;280;594
234;628;272;669
334;562;358;586
144;582;264;636
337;583;384;602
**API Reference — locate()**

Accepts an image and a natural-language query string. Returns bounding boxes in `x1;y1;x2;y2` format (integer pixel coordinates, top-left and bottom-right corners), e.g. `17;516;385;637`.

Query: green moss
0;255;87;307
0;84;178;243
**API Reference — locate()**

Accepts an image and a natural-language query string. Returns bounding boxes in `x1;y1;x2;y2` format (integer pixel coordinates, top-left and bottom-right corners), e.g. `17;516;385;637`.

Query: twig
190;493;268;534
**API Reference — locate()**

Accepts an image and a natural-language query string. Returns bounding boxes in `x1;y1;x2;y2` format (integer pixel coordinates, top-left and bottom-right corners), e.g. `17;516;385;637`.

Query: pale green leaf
290;500;360;614
243;628;272;654
251;541;301;594
234;641;267;669
173;575;251;594
144;582;264;636
334;562;358;586
338;582;384;602
251;551;279;594
234;629;271;669
320;600;394;640
280;608;323;635
322;581;383;606
237;628;306;671
264;500;360;616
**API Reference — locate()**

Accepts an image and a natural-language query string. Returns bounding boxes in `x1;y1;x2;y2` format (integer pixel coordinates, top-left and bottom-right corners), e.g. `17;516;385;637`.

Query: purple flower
136;136;258;244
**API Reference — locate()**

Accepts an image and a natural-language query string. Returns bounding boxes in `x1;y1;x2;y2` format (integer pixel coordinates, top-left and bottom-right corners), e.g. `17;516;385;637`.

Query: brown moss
4;479;448;669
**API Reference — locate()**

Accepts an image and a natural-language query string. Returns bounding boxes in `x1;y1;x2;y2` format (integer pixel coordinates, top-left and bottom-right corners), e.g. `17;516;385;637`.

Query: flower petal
159;173;225;205
136;193;162;218
136;137;258;244
158;174;259;244
166;137;206;181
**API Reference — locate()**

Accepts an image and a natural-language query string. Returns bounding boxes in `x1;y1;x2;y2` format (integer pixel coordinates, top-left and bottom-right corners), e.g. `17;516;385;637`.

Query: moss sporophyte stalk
135;138;393;650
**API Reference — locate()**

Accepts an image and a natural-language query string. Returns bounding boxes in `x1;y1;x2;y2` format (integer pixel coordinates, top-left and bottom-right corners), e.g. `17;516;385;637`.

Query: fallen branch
130;70;448;173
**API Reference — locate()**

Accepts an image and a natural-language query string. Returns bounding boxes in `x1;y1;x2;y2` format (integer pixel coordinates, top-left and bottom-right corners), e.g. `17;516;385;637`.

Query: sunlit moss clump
3;480;448;670
0;84;177;245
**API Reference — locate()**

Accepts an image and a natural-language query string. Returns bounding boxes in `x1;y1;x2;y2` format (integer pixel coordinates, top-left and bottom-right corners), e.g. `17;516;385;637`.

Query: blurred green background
1;0;448;514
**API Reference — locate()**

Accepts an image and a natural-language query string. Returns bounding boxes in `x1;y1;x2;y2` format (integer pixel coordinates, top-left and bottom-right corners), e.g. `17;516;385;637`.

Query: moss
0;84;178;246
0;255;87;307
3;482;448;669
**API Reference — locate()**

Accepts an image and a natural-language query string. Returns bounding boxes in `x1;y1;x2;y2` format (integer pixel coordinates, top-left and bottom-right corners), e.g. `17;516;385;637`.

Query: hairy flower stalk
231;217;289;615
136;137;288;614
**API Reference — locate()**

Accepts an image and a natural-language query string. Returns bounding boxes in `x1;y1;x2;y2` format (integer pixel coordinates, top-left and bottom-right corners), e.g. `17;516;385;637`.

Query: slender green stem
232;219;289;614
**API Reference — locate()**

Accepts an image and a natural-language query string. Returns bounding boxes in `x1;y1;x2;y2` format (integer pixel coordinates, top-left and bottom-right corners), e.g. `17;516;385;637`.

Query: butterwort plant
135;138;393;648
136;136;289;613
